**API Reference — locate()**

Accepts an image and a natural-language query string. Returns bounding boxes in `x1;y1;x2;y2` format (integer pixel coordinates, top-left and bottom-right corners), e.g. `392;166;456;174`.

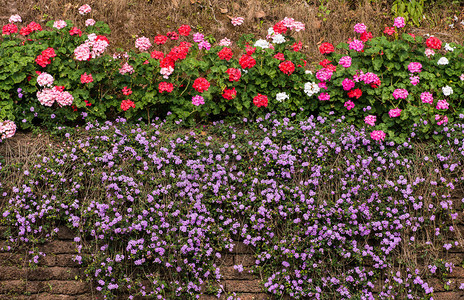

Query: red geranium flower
245;45;256;56
226;68;241;82
69;27;82;36
239;54;256;69
154;35;168;45
218;47;233;61
292;41;303;52
253;94;268;108
273;21;287;34
80;72;93;84
159;82;174;93
279;60;295;75
192;77;210;93
384;27;396;36
348;88;362;99
426;36;442;50
96;35;109;44
222;88;237;100
2;24;18;35
178;25;191;36
150;50;164;60
35;55;50;67
274;53;285;61
42;47;56;60
166;31;179;40
319;59;331;67
360;31;373;42
319;42;334;55
122;86;132;96
121;99;135;111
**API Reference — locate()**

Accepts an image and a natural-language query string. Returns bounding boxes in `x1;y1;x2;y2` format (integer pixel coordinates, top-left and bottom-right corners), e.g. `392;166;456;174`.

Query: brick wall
1;226;464;299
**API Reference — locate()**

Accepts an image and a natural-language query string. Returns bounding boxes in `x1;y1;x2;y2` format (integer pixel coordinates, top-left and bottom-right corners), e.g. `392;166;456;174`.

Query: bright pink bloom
364;115;376;126
436;99;449;110
349;39;364;52
0;120;16;139
342;78;355;91
435;115;448;125
192;95;205;106
371;130;386;141
353;23;366;34
318;92;330;101
78;4;91;15
135;37;152;51
393;17;405;28
344;100;355;110
421;92;434;104
338;56;352;68
408;62;422;73
393;88;408;99
388;108;402;118
69;27;82;36
384;27;396;35
122;86;132;96
53;20;67;29
121;99;135;111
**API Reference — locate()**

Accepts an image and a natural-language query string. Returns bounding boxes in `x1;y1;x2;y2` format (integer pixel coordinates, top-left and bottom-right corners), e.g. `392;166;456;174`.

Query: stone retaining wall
1;226;464;299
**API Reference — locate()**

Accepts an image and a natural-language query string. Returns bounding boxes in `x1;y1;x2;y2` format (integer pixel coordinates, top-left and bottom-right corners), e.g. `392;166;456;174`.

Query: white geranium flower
267;27;275;36
305;70;313;75
276;92;289;102
254;39;270;49
437;57;449;65
444;43;455;52
272;34;285;44
442;85;453;96
304;82;320;97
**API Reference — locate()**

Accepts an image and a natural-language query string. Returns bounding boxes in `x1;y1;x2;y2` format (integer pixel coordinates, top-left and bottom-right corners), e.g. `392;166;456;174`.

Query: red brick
25;267;80;281
231;242;253;254
56;226;77;241
226;280;262;293
450;267;464;278
0;267;26;280
234;293;271;300
39;241;76;254
433;291;464;300
222;266;256;280
216;254;234;266
235;255;256;267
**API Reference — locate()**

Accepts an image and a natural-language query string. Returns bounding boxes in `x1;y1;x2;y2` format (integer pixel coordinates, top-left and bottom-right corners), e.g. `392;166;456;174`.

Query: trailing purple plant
1;112;464;299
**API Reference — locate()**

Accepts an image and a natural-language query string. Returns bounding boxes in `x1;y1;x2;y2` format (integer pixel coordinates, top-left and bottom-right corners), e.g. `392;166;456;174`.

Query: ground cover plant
1;3;464;300
1;114;464;299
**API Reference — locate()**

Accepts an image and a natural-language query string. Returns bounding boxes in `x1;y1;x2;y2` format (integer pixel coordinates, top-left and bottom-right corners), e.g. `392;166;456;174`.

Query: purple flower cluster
1;114;463;299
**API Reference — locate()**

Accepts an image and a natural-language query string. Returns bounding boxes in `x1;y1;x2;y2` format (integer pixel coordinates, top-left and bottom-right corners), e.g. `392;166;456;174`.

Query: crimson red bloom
384;27;396;36
245;45;256;55
80;72;93;84
319;59;331;67
292;41;302;52
348;88;362;99
154;35;168;45
150;50;164;60
273;21;287;34
121;99;135;111
226;68;241;82
253;94;268;108
69;27;82;36
192;77;210;93
319;42;334;55
178;25;191;36
20;26;32;36
160;57;175;69
426;36;442;50
122;86;132;96
2;24;18;35
84;100;92;107
166;31;179;40
96;35;109;44
168;45;190;61
42;48;56;60
279;60;295;75
408;33;416;39
274;53;285;60
222;88;237;100
28;22;41;31
35;55;50;67
55;86;65;92
360;31;373;42
239;54;256;69
159;82;174;93
218;47;233;61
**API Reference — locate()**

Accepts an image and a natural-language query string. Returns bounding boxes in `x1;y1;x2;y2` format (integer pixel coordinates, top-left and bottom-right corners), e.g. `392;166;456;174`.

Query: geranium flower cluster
0;120;16;139
74;33;109;61
35;47;56;68
37;85;74;107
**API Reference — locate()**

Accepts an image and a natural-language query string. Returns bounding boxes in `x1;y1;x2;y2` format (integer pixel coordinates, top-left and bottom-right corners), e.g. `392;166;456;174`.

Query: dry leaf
220;8;228;14
232;3;240;10
255;10;266;19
